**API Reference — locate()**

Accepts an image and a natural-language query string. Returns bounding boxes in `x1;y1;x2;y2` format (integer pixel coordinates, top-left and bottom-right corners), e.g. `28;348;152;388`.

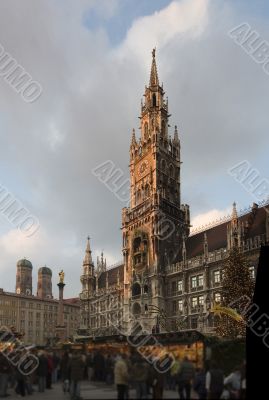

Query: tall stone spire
149;48;159;87
83;236;93;267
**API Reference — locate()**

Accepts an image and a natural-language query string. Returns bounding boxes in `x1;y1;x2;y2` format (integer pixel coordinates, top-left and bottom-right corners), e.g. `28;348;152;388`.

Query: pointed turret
232;202;238;221
83;236;93;266
173;125;180;147
227;202;241;249
149;48;159;87
182;238;187;264
204;232;208;262
131;129;137;146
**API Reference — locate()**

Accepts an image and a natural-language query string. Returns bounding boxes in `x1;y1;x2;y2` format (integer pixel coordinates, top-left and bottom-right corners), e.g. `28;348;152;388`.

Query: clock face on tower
138;159;149;177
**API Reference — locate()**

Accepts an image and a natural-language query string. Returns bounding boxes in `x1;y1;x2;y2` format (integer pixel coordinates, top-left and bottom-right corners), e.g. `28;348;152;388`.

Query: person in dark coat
148;359;165;399
193;368;207;399
60;352;71;392
130;354;149;399
177;356;195;399
86;353;94;382
0;353;12;397
205;361;224;400
15;368;26;397
36;352;48;392
68;352;85;400
93;351;105;381
46;352;54;389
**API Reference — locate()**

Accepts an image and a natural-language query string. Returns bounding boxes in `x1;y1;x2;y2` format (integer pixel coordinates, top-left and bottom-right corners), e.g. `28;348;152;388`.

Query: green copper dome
17;259;33;269
38;266;52;276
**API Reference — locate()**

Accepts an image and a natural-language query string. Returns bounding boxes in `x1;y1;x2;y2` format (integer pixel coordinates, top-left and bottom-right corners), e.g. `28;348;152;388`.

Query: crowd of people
0;347;246;399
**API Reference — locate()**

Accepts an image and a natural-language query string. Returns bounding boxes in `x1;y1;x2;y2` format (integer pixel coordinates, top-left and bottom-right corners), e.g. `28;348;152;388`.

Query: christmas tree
215;245;254;338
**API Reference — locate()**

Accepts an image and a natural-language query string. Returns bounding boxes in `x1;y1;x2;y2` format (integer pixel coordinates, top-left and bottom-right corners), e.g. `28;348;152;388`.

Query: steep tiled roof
98;264;124;289
186;206;266;259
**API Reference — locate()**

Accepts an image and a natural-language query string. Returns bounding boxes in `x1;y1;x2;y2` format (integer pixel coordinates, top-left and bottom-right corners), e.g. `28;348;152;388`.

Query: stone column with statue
56;270;66;342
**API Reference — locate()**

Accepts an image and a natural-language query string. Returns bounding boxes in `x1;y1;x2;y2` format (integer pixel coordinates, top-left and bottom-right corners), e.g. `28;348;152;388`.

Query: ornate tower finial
149;48;159;87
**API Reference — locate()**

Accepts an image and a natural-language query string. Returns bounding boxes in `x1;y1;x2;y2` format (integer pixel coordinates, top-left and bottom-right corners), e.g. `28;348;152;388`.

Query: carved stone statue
59;270;65;283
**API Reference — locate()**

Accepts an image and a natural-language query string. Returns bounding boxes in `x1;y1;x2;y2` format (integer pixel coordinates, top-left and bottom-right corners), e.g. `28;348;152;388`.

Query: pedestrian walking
193;368;207;399
36;351;48;393
177;356;195;399
0;353;11;398
114;354;129;400
206;361;224;400
130;354;149;399
68;351;85;400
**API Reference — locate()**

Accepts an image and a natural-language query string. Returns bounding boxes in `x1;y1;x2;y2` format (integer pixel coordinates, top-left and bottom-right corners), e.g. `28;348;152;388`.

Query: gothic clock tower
122;49;190;333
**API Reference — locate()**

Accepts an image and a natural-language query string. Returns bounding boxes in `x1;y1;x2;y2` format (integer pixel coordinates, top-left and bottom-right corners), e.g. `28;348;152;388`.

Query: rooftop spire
131;128;136;145
149;48;159;87
232;202;238;221
174;125;179;141
83;236;93;266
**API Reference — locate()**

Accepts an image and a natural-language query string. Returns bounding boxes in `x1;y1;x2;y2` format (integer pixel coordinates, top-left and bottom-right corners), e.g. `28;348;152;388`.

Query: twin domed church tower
16;258;53;299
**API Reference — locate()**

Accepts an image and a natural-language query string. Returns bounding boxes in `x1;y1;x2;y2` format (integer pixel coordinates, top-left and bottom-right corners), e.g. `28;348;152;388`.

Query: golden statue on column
59;270;65;284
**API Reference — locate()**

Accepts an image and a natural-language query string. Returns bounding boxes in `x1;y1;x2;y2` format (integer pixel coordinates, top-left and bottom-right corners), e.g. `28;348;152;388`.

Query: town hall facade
79;50;269;337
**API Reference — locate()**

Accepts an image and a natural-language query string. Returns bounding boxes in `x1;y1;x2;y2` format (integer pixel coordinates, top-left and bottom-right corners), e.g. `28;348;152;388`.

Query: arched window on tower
132;283;141;297
152;93;157;107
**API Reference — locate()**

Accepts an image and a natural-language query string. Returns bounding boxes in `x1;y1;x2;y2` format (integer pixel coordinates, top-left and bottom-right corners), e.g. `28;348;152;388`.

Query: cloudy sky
0;0;268;297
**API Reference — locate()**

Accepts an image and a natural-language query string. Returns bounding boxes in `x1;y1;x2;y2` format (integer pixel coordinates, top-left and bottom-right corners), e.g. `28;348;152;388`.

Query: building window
198;296;204;306
214;293;221;303
213;270;221;283
171;281;176;294
191;277;197;288
172;301;177;313
177;280;183;292
198;275;204;287
249;266;255;279
191;317;197;329
178;300;183;312
191;297;198;308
